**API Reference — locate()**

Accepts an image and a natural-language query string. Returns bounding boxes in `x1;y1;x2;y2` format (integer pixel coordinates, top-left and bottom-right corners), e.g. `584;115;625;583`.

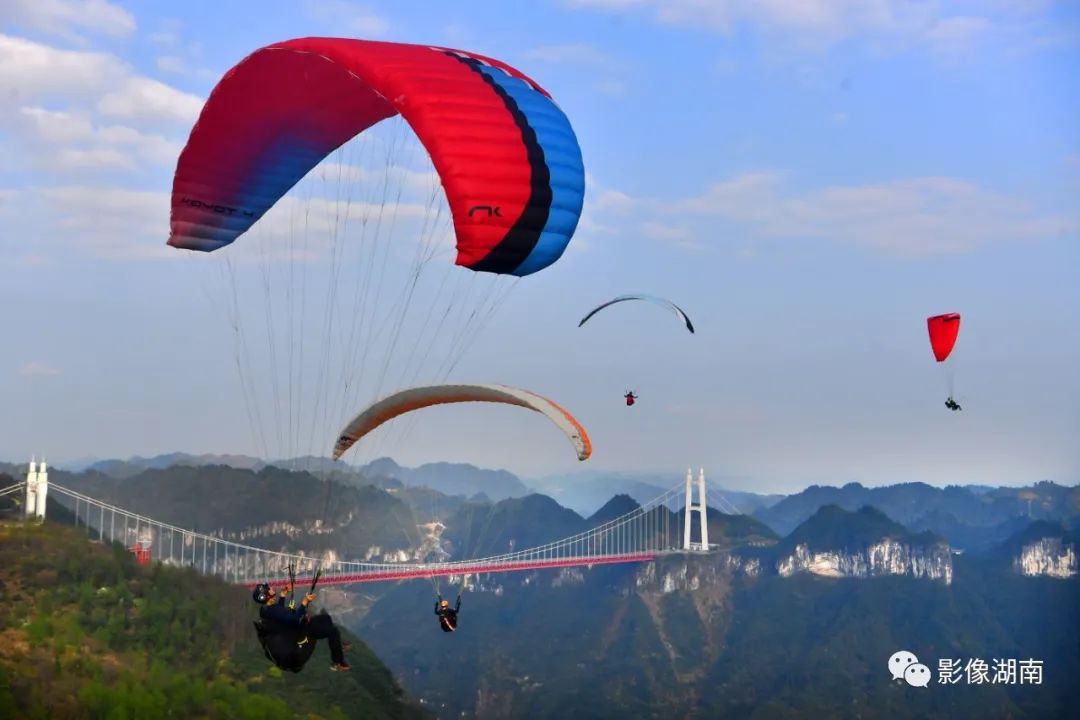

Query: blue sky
1;0;1077;491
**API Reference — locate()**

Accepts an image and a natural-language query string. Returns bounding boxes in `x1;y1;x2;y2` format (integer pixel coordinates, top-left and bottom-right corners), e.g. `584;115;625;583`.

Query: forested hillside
0;522;428;720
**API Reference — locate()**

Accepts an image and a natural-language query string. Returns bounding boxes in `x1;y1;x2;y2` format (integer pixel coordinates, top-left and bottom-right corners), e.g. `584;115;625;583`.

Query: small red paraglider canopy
927;313;961;362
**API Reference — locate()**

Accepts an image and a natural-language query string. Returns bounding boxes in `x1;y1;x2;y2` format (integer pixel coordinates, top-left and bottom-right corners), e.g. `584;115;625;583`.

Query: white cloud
97;76;203;123
573;213;615;243
0;34;203;125
641;221;689;240
7;105;184;171
305;0;390;35
642;220;704;251
315;161;441;197
592;188;636;213
147;20;219;82
674;172;1077;255
925;16;991;58
0;0;135;41
1;185;171;261
0;34;124;103
524;43;621;70
155;56;187;74
43;185;170;237
675;171;781;221
566;0;937;47
574;173;639;248
665;0;900;37
570;175;637;250
0;34;201;181
19;362;62;377
54;147;134;170
16;106;94;143
524;43;628;98
594;79;627;97
154;55;218;83
96;125;182;164
148;18;184;48
149;31;179;47
576;170;1075;257
563;0;1064;58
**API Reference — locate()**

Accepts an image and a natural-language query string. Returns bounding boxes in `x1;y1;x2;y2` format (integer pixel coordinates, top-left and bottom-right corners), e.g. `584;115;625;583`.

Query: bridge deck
248;552;656;588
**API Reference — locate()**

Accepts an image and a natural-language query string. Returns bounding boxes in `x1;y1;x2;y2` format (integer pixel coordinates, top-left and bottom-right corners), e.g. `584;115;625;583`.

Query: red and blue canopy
169;37;585;277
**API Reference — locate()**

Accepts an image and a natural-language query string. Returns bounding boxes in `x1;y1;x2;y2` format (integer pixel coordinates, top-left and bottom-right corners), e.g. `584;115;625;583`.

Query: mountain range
356;499;1076;719
4;455;1078;717
22;454;786;513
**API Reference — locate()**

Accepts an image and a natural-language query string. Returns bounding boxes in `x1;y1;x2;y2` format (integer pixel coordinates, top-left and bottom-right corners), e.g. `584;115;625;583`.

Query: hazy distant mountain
76;452;367;482
87;452;266;478
52;465;419;557
528;469;784;516
1;457;101;474
778;504;940;554
527;472;671;515
908;510;1033;552
754;480;1080;544
587;493;643;524
440;493;586;560
757;505;954;583
84;459;146;479
360;457;531;502
268;455;347;475
982;520;1077;578
51;456;102;472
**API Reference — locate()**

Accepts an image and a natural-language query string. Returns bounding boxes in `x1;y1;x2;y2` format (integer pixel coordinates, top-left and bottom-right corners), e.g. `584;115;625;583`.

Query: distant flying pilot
945;397;962;412
624;391;638;407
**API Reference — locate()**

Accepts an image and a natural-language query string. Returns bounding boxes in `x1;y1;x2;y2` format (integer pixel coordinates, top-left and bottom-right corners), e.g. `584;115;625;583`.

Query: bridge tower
25;457;48;521
682;467;709;551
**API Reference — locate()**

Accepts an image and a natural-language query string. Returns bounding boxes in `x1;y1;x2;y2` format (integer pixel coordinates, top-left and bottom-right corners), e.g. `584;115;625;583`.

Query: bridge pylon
682;467;709;552
25;457;48;521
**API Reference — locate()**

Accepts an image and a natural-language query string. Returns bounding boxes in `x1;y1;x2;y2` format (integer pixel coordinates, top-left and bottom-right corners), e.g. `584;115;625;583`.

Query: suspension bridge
5;460;743;589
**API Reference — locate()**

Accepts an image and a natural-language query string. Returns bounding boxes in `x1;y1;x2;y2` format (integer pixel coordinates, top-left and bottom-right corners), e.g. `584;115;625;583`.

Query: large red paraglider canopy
167;37;585;277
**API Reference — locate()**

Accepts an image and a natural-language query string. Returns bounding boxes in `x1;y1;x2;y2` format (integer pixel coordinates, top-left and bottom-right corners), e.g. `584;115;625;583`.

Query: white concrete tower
25;457;38;519
697;467;708;549
35;458;48;520
24;457;48;521
683;467;710;551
